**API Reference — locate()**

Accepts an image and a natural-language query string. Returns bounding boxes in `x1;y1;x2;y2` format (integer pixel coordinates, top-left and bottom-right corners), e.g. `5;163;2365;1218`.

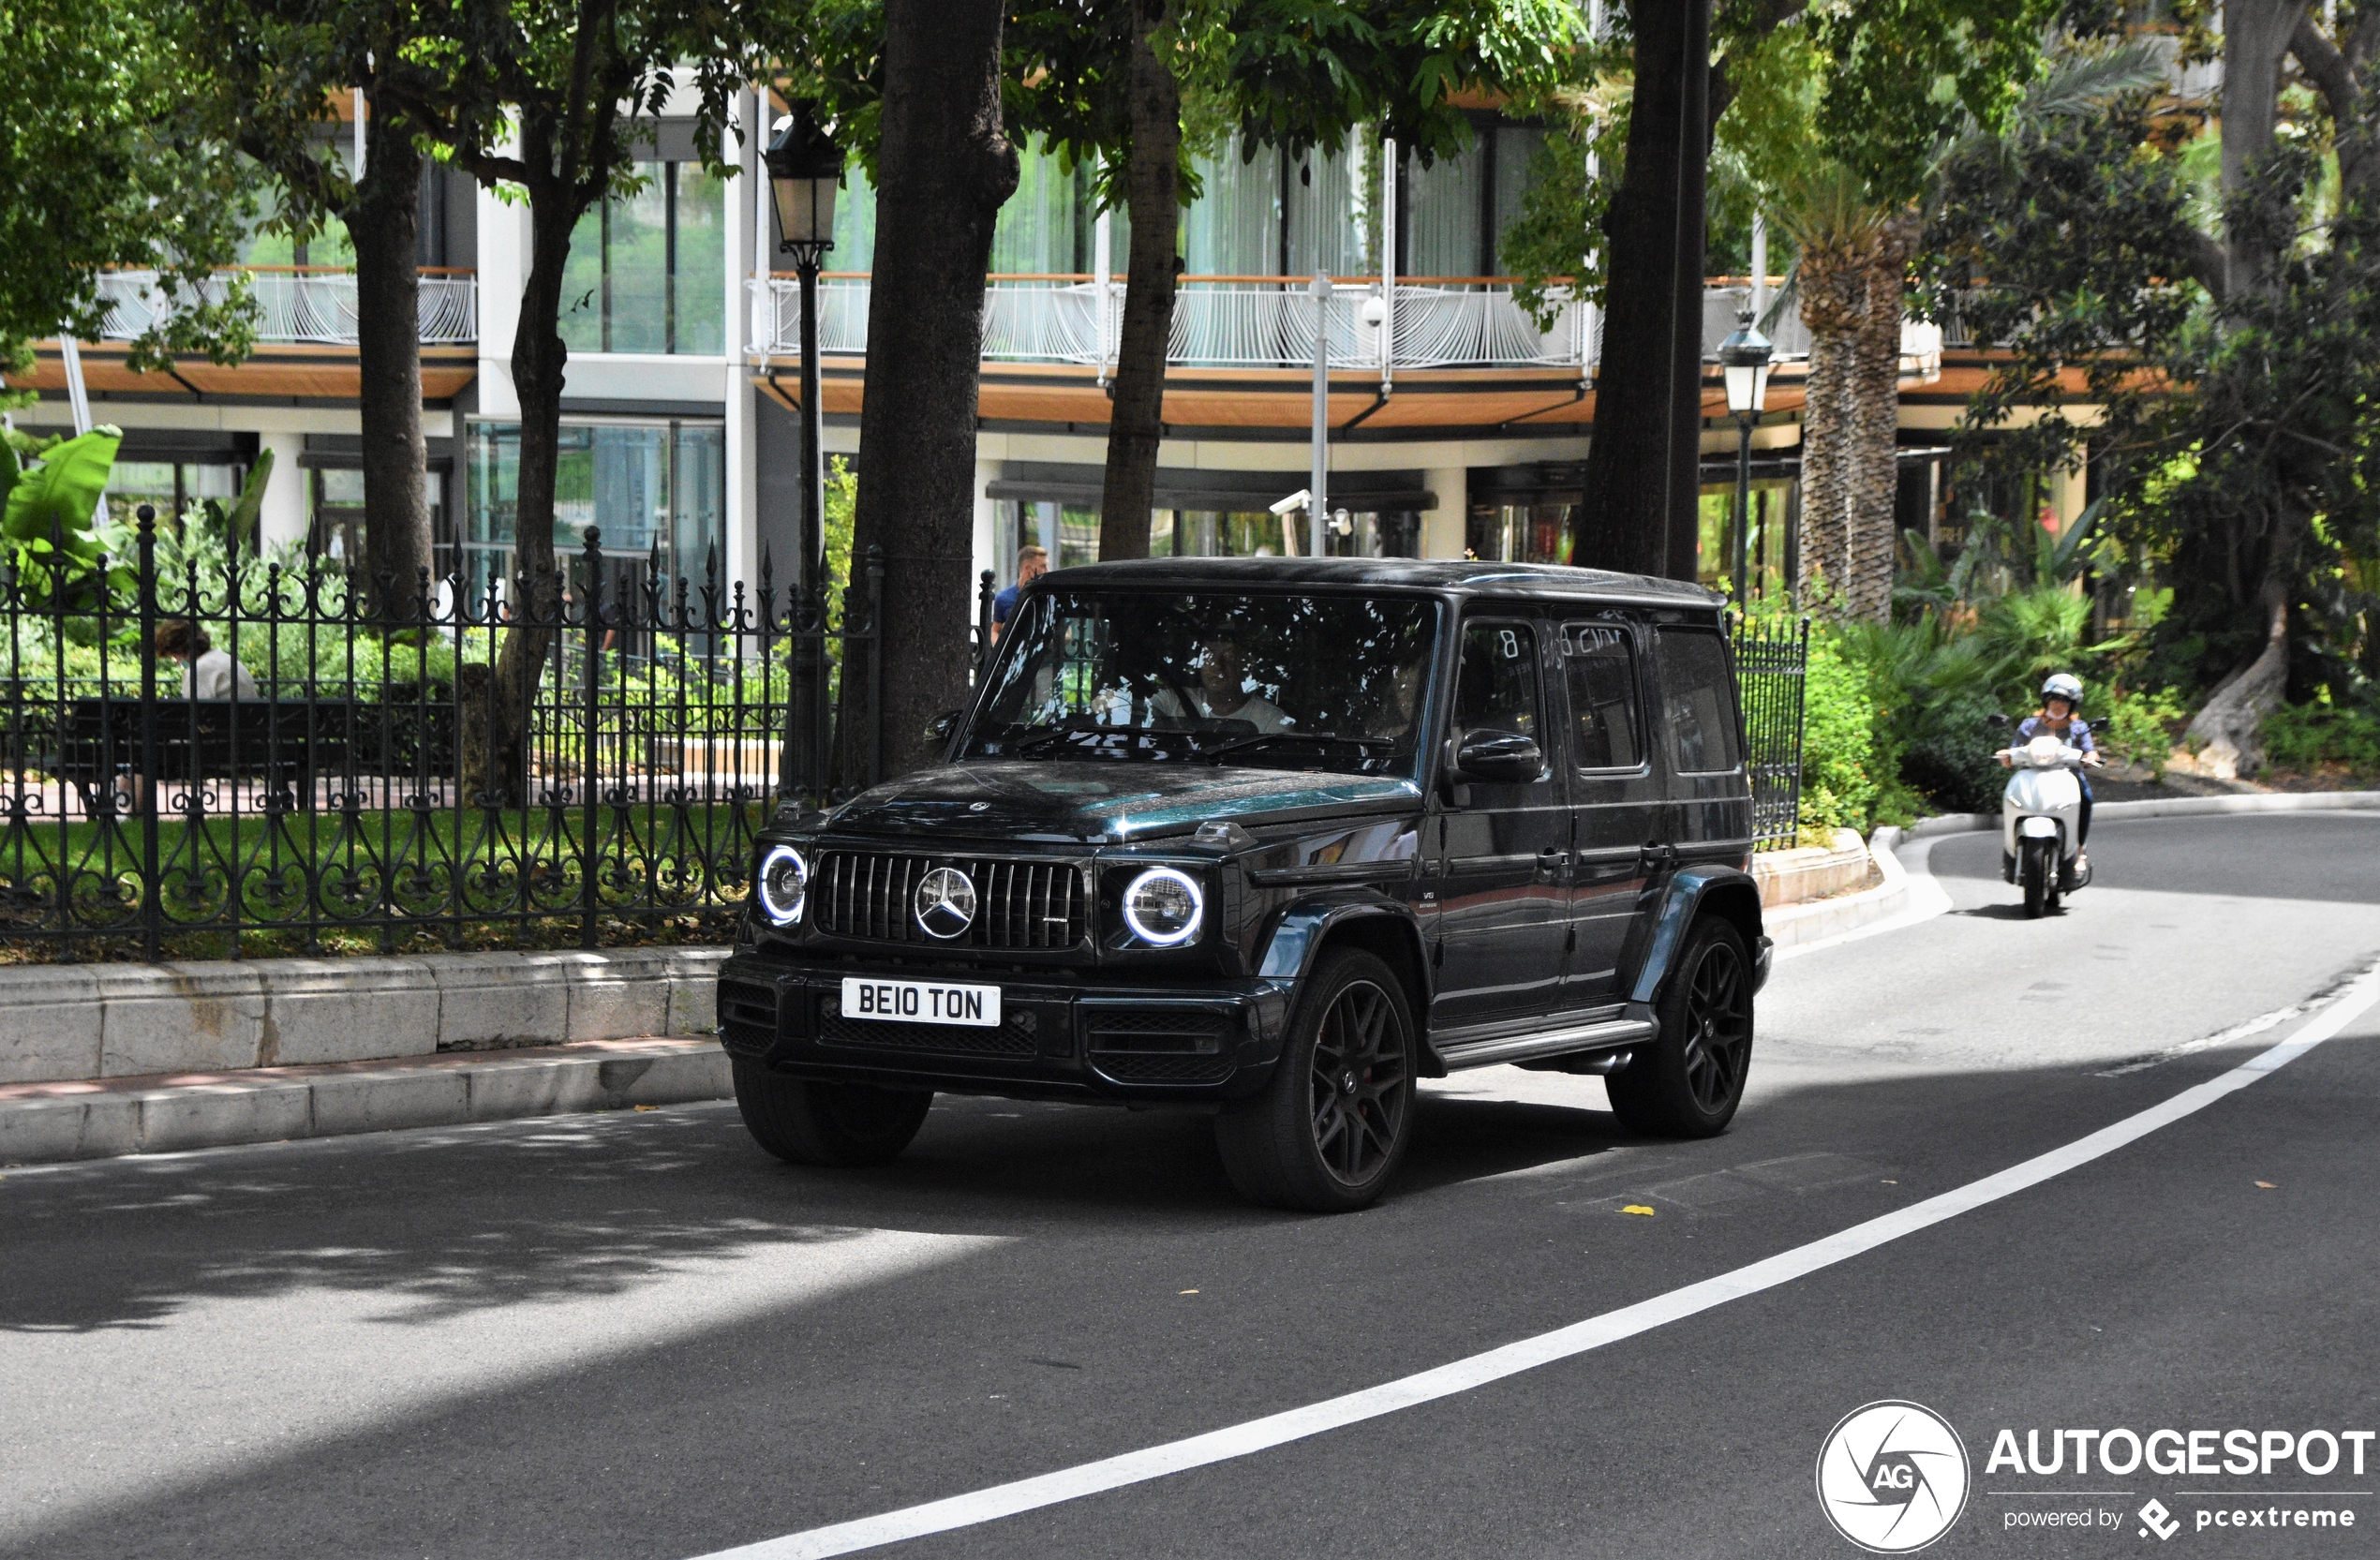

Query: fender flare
1256;894;1438;1068
1627;866;1768;1014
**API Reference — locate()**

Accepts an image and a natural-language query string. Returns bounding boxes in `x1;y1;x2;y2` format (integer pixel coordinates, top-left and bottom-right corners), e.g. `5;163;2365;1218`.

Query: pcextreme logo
1817;1400;1974;1553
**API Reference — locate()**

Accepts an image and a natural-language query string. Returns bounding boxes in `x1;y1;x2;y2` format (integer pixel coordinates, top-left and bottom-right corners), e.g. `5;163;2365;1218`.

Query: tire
732;1060;932;1167
1604;916;1754;1138
1213;949;1418;1212
2020;838;2050;918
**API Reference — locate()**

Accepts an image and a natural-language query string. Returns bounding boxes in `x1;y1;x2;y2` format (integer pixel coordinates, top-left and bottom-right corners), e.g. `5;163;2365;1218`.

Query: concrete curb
1764;827;1908;950
0;1037;732;1166
0;946;731;1087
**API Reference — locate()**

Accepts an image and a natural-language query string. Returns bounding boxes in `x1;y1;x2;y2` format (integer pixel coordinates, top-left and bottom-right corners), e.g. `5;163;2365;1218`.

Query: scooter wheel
2020;839;2051;918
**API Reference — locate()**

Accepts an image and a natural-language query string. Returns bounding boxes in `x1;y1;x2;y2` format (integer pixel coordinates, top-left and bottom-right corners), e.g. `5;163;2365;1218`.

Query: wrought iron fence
0;517;880;960
1729;614;1812;851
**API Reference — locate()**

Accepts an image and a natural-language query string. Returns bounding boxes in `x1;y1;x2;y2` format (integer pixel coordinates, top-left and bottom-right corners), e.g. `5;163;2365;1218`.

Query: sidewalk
0;1036;730;1166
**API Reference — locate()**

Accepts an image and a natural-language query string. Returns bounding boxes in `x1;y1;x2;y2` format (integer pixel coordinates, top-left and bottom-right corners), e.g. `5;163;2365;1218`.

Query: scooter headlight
1123;867;1204;946
2026;735;2063;766
756;844;808;926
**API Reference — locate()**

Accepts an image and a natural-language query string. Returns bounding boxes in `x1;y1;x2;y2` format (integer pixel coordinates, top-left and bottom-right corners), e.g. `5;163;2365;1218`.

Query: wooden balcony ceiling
760;359;1814;433
6;341;479;403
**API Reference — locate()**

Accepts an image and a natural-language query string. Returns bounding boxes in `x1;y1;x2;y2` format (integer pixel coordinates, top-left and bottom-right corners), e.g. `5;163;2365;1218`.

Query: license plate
840;976;1002;1028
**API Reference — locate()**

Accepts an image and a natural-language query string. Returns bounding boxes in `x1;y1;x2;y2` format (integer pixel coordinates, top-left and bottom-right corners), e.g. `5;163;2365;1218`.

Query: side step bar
1435;1018;1656;1072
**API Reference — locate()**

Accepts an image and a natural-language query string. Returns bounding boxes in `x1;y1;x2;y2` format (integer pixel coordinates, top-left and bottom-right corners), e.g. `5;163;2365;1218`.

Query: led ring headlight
1123;866;1203;946
756;844;809;926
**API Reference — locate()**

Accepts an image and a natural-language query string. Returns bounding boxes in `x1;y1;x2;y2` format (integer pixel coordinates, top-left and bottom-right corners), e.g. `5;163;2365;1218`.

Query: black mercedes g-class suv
718;557;1769;1211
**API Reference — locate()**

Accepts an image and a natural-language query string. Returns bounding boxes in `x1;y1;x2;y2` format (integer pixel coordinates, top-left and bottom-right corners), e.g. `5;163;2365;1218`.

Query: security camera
1269;489;1312;517
1360;294;1387;328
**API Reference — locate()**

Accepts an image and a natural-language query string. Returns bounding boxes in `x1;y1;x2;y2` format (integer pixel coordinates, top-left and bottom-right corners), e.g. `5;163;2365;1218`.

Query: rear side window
1454;621;1540;739
1657;628;1741;774
1564;625;1644;770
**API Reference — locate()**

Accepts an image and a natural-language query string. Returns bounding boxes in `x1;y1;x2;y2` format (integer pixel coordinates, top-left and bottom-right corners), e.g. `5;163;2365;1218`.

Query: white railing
749;276;1632;370
94;270;479;346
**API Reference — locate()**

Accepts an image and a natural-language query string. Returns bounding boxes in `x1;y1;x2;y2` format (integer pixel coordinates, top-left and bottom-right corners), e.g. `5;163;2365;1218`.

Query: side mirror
1986;713;2012;730
1450;729;1543;784
924;709;959;742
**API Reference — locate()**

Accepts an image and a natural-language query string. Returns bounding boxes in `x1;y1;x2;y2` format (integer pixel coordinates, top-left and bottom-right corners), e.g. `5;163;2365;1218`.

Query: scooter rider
2000;672;2105;884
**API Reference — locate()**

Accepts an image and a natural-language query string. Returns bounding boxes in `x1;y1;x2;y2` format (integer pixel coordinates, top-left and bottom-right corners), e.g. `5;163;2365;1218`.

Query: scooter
1989;717;2092;917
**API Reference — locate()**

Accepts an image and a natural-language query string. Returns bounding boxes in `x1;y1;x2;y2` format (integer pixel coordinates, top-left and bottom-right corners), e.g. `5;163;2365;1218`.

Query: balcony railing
94;269;479;347
751;275;1834;375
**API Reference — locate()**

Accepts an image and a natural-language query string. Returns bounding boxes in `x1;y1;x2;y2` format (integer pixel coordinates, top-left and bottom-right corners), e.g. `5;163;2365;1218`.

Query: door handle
1539;847;1570;870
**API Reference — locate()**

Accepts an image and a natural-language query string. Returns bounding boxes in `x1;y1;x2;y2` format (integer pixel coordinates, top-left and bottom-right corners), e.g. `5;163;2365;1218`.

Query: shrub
2095;685;2188;773
1796;627;1883;838
2262;699;2380;774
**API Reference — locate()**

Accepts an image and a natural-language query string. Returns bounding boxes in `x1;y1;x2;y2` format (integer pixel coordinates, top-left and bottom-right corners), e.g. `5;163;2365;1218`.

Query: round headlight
1123;866;1203;946
757;844;808;926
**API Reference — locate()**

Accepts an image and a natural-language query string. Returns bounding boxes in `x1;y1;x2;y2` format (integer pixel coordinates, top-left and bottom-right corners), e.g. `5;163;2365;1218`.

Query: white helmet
2042;672;2084;708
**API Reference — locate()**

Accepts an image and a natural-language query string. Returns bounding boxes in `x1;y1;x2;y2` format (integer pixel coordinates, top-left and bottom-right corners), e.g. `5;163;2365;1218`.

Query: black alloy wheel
1214;948;1417;1212
1605;916;1754;1137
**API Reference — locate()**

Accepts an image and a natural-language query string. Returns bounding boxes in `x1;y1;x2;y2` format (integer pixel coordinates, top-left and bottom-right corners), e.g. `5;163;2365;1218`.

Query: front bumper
716;954;1294;1103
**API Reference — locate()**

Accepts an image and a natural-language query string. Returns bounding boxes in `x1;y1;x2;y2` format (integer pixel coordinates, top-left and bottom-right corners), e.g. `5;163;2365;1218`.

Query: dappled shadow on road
0;1078;1644;1336
9;1028;2373;1560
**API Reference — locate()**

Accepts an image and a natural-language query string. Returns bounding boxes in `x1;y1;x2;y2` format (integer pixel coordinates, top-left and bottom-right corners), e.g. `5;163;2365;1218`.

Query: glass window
1565;626;1644;769
1183;134;1283;275
1657;627;1742;774
466;420;724;590
1453;620;1540;739
965;589;1438;775
1406;141;1487;277
991;136;1089;275
560;160;726;355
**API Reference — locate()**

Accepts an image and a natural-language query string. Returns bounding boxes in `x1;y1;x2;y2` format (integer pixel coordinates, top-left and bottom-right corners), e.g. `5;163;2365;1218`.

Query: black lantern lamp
766;105;843;270
1717;307;1775;605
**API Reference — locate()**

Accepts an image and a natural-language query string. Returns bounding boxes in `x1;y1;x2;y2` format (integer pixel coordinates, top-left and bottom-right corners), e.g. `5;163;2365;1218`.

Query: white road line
690;958;2380;1560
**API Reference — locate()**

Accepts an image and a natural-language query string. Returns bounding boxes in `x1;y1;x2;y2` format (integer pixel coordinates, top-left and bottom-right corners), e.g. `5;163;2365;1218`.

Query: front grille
814;852;1087;950
817;1005;1037;1058
1092;1052;1236;1084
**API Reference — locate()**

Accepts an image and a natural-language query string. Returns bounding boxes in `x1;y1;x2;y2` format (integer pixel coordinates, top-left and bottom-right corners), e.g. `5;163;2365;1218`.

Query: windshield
962;589;1440;775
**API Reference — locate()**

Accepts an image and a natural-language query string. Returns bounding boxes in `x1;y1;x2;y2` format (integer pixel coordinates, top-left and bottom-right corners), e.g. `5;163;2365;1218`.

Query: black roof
1034;556;1723;607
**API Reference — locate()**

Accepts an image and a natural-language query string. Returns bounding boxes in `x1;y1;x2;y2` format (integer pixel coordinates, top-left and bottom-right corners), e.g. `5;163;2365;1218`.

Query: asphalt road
4;811;2377;1560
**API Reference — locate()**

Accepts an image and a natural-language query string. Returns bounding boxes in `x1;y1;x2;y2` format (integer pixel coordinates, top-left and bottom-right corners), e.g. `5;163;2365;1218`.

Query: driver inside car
1153;637;1293;733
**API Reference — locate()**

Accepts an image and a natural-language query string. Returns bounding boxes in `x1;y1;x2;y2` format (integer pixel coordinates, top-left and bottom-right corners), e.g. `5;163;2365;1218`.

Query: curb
0;1037;731;1166
1764;826;1910;950
0;946;731;1088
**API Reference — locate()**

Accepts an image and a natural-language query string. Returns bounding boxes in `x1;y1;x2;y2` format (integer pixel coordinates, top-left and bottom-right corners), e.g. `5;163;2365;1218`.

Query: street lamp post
1308;272;1331;558
766;105;842;797
766;105;843;592
1717;306;1775;606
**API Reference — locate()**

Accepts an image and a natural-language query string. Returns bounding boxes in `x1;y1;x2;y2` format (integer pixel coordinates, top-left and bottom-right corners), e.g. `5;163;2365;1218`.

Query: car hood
824;762;1422;843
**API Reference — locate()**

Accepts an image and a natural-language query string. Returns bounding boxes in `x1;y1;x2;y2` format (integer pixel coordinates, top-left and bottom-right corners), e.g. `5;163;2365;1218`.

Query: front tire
1605;916;1753;1137
732;1060;932;1167
2020;838;2051;918
1214;949;1417;1212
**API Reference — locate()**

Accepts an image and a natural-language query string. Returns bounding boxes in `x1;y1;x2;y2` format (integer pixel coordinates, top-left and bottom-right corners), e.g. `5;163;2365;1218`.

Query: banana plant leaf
3;426;122;560
218;446;274;552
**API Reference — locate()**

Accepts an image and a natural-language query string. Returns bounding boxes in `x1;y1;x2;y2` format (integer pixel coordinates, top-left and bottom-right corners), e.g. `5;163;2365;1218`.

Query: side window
1454;620;1540;740
1656;628;1742;774
1564;625;1644;769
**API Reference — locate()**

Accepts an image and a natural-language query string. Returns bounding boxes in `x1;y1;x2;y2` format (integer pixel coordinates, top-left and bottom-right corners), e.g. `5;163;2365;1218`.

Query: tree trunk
1843;213;1919;622
1796;312;1853;598
840;0;1019;788
1096;0;1179;563
463;120;579;808
2184;566;2292;779
2222;0;2309;299
350;98;433;627
1571;0;1711;581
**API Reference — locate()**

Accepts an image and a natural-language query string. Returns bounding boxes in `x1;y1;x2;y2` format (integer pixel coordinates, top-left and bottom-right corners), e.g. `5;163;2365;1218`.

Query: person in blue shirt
990;545;1049;644
2001;671;2105;884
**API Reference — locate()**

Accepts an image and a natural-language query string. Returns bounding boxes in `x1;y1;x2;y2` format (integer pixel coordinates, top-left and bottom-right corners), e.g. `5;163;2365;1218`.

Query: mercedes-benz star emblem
914;867;977;940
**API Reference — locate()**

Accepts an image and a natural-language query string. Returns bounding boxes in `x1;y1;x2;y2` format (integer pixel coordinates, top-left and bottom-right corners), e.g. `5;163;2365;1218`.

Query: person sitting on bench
155;618;260;700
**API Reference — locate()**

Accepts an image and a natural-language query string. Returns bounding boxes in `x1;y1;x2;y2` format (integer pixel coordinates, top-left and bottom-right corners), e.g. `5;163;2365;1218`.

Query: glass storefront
465;420;725;593
999;500;1419;582
104;462;245;529
306;468;449;572
1695;480;1797;602
1467;502;1577;566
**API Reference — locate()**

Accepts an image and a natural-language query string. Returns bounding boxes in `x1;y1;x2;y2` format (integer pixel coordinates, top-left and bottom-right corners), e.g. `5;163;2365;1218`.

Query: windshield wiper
1196;731;1395;765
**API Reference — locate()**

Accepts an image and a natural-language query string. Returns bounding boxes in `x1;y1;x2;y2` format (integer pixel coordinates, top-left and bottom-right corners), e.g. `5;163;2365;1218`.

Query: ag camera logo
1817;1401;1972;1553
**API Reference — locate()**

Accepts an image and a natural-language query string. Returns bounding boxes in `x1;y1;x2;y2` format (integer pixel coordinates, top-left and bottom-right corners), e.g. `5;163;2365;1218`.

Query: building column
1420;463;1468;558
723;99;758;593
258;433;307;550
972;455;1002;607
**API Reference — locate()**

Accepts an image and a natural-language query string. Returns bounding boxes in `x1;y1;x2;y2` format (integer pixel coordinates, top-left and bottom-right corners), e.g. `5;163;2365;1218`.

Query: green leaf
2;426;122;551
220;444;274;552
